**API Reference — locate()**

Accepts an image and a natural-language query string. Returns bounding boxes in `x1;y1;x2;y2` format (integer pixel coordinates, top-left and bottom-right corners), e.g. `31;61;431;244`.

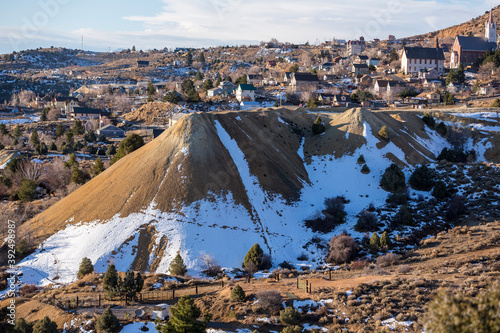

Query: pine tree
243;243;264;270
77;257;94;279
197;52;205;63
0;123;8;135
121;270;136;298
103;264;120;299
215;77;221;87
93;157;105;176
311;116;325;135
72;120;84;135
33;316;58;333
49;142;57;151
95;307;120;333
64;153;78;168
30;130;39;146
280;306;301;325
169;253;187;276
194;71;203;81
230;284;245;302
162;295;206;333
55;123;64;138
12;125;21;139
380;231;391;248
71;166;86;184
14;317;33;333
370;232;380;250
185;51;193;66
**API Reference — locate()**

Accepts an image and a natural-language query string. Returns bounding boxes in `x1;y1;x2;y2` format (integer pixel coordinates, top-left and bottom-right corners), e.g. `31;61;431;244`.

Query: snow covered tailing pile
16;108;500;285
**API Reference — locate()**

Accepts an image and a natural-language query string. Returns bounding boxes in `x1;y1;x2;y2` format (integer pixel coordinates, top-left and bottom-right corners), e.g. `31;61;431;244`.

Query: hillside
16;107;500;285
410;5;500;40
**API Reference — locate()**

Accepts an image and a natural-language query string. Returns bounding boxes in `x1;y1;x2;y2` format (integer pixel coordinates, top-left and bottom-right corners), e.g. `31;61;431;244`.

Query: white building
400;47;445;75
235;84;256;102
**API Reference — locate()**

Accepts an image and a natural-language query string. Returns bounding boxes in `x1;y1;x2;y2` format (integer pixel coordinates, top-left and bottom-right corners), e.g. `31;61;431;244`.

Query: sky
0;0;496;54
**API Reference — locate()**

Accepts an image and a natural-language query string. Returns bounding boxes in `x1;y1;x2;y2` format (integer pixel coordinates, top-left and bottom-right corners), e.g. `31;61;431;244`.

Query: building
450;12;498;68
207;87;226;97
97;124;125;138
235;84;256;102
290;72;320;89
218;81;236;94
351;63;370;76
247;74;263;86
367;58;381;67
240;101;260;110
71;107;103;120
418;68;439;80
346;37;366;56
400;46;445;75
332;95;352;107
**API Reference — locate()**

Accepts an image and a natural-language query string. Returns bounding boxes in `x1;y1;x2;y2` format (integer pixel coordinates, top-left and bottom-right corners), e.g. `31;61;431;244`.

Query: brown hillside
411;5;500;40
19;108;445;246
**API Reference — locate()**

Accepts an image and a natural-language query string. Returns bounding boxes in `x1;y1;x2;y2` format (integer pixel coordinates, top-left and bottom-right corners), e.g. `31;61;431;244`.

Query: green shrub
380;231;391;248
230;284;246;302
33;316;57;333
311;116;325;135
77;257;94;279
361;164;370;174
169;253;187;276
305;197;346;233
369;232;380;250
378;125;389;140
432;181;450;200
437;148;468;163
423;281;500;333
422;113;435;128
110;133;144;165
436;122;447;136
280;306;301;325
95;307;120;333
386;190;409;205
103;264;120;299
357;154;365;164
18;179;38;202
380;164;406;193
409;165;435;191
14;318;33;333
492;98;500;108
445;195;466;222
161;295;206;333
392;205;414;227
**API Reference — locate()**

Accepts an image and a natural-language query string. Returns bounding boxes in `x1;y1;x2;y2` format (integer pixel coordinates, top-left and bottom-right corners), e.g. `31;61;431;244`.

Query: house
283;72;293;83
235;84;256;102
318;93;335;105
240;101;260;110
207;87;226;97
415;92;441;104
351;63;369;76
322;74;336;82
290;72;320;89
367;58;381;67
319;62;333;71
355;55;369;64
53;96;78;111
450;11;498;68
423;79;443;89
65;100;81;114
219;81;236;94
137;60;149;68
373;79;405;96
418;68;439;80
400;45;445;75
71;107;103;120
346;37;366;56
478;84;494;96
96;124;125;138
332;95;352;107
247;74;263;85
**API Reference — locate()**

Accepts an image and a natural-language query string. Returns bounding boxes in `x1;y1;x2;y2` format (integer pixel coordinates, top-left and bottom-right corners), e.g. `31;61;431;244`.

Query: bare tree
16;160;42;182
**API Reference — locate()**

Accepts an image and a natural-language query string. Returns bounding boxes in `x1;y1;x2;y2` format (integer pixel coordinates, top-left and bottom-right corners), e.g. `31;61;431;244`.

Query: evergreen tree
132;45;136;52
312;116;325;135
169;253;187;276
202;79;213;93
436;122;447;136
194;71;203;81
34;142;48;155
0;123;8;135
432;180;450;200
380;231;391;248
281;326;303;333
215;77;221;87
77;257;94;279
163;90;181;104
103;264;120;299
230;284;245;302
409;164;435;191
243;243;264;270
18;179;38;202
369;232;380;250
162;295;206;333
12;125;21;139
93;157;105;176
55;123;64;138
106;144;116;157
235;74;247;85
64;153;78;168
14;317;33;333
148;81;155;102
378;125;390;140
380;163;406;193
72;120;85;135
32;316;57;333
95;307;120;333
185;51;193;66
110;133;144;165
306;95;319;107
197;52;205;63
30;130;39;146
65;128;74;145
444;92;455;105
70;166;86;184
280;306;301;326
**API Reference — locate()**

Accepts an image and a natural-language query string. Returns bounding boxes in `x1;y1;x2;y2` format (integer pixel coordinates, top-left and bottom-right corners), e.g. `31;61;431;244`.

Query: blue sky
0;0;495;54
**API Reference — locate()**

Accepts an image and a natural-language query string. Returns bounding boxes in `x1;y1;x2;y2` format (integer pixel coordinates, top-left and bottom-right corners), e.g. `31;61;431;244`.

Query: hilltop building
400;41;445;75
450;10;498;68
346;37;366;56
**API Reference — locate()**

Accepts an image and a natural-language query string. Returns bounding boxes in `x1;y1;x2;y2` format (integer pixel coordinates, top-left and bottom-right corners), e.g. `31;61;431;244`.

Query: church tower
485;9;497;43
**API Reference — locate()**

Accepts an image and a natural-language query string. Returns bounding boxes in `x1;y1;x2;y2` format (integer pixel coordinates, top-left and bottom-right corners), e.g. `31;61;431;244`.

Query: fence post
329;270;332;280
140;293;142;303
309;284;311;294
67;300;70;313
76;296;79;309
306;280;309;291
297;278;299;289
196;285;198;295
98;294;101;307
221;281;224;288
172;289;175;299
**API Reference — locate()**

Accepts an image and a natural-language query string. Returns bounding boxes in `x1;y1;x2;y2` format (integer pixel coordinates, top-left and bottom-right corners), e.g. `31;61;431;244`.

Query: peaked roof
403;47;445;60
292;72;320;82
73;107;103;114
237;84;256;91
455;36;497;52
99;124;123;131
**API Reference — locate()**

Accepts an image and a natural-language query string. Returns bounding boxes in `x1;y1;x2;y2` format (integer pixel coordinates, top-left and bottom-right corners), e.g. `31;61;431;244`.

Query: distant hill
410;5;500;41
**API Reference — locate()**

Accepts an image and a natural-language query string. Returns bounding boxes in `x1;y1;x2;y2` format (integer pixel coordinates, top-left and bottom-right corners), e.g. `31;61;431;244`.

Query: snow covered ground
12;118;476;286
